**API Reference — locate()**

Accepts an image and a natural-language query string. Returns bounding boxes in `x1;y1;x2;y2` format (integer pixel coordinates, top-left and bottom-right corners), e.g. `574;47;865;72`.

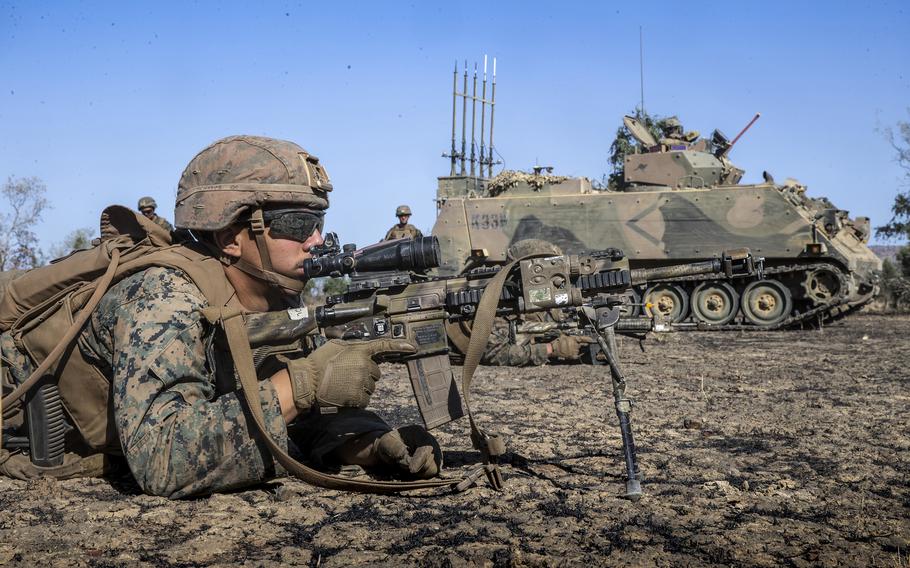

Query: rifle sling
458;256;530;491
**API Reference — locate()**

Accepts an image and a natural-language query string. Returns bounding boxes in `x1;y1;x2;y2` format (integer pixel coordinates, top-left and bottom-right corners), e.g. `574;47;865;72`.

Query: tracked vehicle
432;110;881;329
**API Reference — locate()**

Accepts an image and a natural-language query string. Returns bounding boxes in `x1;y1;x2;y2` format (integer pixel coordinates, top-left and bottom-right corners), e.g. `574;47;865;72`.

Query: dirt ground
1;314;908;567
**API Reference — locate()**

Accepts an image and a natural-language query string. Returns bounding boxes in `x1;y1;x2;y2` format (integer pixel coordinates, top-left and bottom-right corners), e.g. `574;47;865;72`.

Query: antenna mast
479;55;488;181
460;61;468;175
443;57;500;179
469;63;478;176
449;61;458;176
487;57;496;178
639;26;645;116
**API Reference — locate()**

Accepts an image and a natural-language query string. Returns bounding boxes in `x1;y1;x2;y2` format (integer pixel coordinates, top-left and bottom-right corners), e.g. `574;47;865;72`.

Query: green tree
607;110;673;190
897;247;910;278
47;228;95;260
875;111;910;241
303;276;350;303
0;176;50;270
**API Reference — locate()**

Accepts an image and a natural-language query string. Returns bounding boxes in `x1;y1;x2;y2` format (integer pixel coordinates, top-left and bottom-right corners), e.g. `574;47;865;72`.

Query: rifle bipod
580;307;643;500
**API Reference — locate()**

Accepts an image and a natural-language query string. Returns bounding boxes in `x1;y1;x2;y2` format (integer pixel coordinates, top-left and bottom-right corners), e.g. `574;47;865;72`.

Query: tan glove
548;335;595;361
285;339;416;411
373;425;442;479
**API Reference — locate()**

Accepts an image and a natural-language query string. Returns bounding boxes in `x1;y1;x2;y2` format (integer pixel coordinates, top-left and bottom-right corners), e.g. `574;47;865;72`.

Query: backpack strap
1;248;123;411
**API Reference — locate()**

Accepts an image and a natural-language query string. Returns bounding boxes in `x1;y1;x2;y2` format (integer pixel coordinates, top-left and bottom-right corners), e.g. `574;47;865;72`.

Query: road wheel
619;288;642;317
643;284;689;322
741;279;792;327
803;268;841;305
691;282;739;325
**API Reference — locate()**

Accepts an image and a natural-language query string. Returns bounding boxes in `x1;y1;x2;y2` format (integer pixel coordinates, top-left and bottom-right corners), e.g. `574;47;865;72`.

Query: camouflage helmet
175;135;333;231
137;196;157;210
396;205;412;217
506;239;563;261
663;116;683;135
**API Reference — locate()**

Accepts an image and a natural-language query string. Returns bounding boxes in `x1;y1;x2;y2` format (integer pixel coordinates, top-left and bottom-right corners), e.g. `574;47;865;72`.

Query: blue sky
2;1;908;252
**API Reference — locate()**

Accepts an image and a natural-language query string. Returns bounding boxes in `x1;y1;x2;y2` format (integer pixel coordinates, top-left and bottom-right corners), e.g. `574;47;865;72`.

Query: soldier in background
384;205;423;240
137;196;175;233
659;116;700;149
447;239;594;367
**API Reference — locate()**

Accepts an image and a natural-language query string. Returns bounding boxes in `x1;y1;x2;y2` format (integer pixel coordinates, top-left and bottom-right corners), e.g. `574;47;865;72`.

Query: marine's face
398;214;410;225
263;226;325;281
140;207;156;220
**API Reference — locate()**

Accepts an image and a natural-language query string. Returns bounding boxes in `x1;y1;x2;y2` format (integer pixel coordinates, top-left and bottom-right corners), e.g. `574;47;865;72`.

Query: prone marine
0;136;441;497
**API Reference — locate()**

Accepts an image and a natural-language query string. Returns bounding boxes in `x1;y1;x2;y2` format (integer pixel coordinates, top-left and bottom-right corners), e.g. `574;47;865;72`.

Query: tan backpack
0;205;234;479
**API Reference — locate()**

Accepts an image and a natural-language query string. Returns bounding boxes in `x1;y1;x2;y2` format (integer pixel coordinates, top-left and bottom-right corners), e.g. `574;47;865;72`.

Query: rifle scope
303;236;441;278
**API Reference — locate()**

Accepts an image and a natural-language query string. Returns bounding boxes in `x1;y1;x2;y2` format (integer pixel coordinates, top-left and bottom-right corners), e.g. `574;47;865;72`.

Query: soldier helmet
175;135;333;231
137;196;157;210
663;116;683;135
506;239;563;261
396;205;412;217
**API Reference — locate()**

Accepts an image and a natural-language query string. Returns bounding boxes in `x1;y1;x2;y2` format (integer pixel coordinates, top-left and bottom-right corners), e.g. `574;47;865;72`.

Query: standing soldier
137;196;175;233
384;205;423;240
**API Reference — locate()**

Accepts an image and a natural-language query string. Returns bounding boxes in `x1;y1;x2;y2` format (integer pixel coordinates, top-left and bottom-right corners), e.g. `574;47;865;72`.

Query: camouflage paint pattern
175;135;333;231
76;267;289;497
432;165;881;324
481;317;549;366
384;223;423;241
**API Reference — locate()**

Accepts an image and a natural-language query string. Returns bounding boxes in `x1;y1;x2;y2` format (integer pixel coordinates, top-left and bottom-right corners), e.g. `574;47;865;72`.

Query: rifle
246;235;756;496
269;234;754;498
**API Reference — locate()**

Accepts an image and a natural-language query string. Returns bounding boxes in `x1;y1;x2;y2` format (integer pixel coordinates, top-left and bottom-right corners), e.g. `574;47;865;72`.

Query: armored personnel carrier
431;114;881;329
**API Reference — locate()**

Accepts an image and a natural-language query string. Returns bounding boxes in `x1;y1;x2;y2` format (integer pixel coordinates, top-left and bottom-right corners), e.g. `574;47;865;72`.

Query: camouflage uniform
137;197;174;234
482;313;550;367
150;214;174;233
384;205;422;240
2;136;435;497
0;266;389;497
384;223;423;241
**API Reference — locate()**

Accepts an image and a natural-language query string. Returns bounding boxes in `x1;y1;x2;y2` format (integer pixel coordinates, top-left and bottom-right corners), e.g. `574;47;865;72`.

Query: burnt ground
1;314;908;567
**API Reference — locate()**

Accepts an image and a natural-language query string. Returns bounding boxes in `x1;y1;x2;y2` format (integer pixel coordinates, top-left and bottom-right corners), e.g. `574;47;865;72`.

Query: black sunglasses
259;209;325;242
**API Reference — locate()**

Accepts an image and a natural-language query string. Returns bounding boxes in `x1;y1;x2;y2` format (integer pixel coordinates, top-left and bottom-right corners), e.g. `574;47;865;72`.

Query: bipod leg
593;325;642;500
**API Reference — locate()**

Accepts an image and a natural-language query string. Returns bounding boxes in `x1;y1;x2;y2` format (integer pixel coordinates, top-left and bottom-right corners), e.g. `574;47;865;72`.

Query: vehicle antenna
488;57;496;178
479;55;488;179
639;26;645;117
460;61;468;175
449;60;458;176
470;62;478;176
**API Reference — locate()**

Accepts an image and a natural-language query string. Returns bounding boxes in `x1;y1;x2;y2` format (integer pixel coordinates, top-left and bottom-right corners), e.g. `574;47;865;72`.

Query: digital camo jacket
81;267;289;498
0;267;288;498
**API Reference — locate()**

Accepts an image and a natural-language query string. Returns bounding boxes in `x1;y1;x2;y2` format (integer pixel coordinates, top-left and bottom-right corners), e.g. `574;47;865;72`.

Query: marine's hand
373;425;442;478
286;339;416;410
548;335;595;361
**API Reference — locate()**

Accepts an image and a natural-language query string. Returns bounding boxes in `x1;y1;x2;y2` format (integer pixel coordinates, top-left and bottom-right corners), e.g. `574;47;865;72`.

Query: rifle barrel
630;259;721;284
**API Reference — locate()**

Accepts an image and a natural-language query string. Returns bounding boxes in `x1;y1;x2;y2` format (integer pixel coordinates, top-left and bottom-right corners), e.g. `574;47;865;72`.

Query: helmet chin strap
217;207;307;294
